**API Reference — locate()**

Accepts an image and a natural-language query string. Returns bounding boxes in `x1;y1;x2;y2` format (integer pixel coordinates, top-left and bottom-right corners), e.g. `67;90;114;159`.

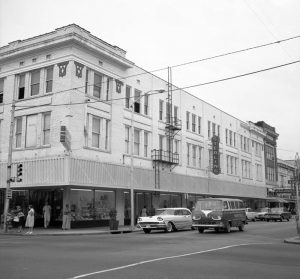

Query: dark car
265;208;291;222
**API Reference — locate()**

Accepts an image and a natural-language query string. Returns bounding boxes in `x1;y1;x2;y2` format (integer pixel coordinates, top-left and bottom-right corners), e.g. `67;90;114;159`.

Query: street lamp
295;152;300;235
129;88;165;230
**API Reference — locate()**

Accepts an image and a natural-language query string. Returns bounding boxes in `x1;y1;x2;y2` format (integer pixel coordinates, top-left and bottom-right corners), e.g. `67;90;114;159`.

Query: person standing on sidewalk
43;201;51;229
16;206;25;233
25;205;35;234
62;204;71;230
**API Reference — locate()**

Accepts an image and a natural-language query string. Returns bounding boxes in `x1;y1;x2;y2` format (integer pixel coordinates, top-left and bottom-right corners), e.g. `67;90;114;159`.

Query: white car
245;208;257;221
256;207;271;221
137;208;192;234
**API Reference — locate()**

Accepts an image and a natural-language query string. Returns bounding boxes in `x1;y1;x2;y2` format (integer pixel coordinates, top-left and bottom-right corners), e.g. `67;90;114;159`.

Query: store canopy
267;197;289;203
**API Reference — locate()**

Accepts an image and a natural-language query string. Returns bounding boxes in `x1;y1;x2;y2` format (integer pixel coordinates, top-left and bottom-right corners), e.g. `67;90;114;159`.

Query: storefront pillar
116;189;124;226
63;186;71;208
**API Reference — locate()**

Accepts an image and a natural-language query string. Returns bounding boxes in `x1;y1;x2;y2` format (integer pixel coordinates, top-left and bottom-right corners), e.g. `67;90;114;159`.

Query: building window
106;78;110;101
166;102;171;123
42;112;51;145
25;114;38;148
227;155;237;175
159;100;163;121
92;117;101;148
208;121;211;138
198;116;201;134
144;131;149;157
192;114;196;132
125;86;131;109
159;135;164;150
186;111;190;130
18;74;25;99
46;66;53;93
187;143;190;166
134;129;140;155
0;78;3;103
134;89;141;113
93;73;102;98
212;123;216;136
125;126;130;154
30;70;40;96
15;117;22;148
144;94;149;115
174;106;178;124
85;69;89;94
198;146;202;168
174;139;179;155
192;145;197;167
242;159;251;179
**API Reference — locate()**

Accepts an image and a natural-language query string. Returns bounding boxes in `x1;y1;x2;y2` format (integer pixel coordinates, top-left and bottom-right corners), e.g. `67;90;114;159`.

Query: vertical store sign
212;135;220;175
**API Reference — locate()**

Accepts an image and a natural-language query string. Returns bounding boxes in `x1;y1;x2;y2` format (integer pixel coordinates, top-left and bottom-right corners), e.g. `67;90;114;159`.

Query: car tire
165;222;174;233
279;217;283;222
266;219;269;222
143;228;151;234
224;222;231;233
286;218;290;222
198;228;204;233
238;223;245;231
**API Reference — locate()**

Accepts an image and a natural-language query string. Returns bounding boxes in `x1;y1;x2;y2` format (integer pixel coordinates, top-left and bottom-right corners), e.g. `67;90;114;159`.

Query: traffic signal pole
3;101;15;233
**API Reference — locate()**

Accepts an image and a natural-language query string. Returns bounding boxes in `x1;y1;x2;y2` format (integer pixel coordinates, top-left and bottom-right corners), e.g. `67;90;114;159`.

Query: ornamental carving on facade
74;61;84;78
57;61;69;77
115;79;124;93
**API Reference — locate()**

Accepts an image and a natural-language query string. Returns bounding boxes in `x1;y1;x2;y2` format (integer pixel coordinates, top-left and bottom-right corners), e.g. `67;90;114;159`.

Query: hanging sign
212;135;220;175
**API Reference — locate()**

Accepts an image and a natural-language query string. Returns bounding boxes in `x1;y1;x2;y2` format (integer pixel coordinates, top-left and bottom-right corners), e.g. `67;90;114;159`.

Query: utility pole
3;101;16;232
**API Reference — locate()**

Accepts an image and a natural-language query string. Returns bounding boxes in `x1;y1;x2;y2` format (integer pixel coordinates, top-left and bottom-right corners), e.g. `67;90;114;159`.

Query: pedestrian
25;205;35;234
15;205;25;233
141;206;147;217
43;201;51;228
62;204;71;230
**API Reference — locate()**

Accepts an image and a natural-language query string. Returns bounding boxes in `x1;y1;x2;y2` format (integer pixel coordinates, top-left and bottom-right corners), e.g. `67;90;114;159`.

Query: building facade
0;24;268;228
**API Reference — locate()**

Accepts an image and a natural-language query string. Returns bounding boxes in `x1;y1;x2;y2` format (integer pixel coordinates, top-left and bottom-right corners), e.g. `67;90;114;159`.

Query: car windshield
194;200;223;210
270;208;283;213
155;209;175;215
257;208;269;212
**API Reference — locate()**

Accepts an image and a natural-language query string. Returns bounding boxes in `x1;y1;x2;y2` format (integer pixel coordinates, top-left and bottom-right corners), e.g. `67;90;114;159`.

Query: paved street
0;220;299;279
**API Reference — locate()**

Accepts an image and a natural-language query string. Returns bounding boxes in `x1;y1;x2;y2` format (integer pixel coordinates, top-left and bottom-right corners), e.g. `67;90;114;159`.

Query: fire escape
151;67;182;190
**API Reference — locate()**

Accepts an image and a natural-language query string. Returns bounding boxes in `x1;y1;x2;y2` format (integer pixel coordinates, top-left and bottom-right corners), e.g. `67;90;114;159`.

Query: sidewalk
1;225;142;236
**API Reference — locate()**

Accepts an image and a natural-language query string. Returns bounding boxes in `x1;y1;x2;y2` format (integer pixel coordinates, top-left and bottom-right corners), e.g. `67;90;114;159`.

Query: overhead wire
14;58;300;109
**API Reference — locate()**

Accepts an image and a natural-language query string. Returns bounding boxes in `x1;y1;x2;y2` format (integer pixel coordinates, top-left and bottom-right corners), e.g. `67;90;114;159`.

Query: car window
174;210;182;216
183;209;191;215
223;201;228;209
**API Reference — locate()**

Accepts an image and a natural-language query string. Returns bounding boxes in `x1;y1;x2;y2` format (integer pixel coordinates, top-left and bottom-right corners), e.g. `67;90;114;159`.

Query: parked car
256;207;271;221
265;208;292;222
137;208;192;234
245;208;257;221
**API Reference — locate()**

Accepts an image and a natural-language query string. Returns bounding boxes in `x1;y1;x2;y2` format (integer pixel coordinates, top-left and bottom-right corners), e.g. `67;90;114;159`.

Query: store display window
70;189;115;221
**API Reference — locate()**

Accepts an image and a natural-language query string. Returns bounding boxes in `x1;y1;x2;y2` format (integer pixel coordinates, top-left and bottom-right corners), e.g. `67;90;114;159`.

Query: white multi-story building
0;24;267;228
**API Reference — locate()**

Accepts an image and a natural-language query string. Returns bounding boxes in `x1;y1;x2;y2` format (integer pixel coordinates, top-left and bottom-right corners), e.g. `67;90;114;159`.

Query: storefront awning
267;197;289;203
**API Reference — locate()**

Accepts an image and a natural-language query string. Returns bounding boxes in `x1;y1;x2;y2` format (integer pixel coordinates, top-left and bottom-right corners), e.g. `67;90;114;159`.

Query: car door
173;209;184;229
182;209;192;229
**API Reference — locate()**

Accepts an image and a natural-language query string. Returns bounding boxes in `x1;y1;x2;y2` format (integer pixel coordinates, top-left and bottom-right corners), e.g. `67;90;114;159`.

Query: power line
15;58;300;109
8;32;299;103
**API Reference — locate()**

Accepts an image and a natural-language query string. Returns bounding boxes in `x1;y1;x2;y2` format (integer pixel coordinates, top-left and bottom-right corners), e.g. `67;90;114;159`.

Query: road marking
69;242;273;279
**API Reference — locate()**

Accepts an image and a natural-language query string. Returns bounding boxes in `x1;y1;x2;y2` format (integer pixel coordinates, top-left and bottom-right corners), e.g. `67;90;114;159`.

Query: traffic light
17;163;23;182
60;125;66;143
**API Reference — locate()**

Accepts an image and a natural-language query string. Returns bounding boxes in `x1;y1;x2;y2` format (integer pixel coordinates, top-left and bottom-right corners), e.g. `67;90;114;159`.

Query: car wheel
279;217;283;222
198;228;204;233
238;223;245;231
143;228;151;234
165;222;174;233
286;218;290;222
224;222;231;233
266;219;269;222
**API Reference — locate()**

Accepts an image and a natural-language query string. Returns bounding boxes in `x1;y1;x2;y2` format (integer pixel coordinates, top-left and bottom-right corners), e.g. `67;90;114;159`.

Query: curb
284;236;300;245
0;228;142;236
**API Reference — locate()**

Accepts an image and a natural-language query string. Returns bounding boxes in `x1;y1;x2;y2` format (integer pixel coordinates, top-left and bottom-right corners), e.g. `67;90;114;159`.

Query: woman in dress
25;205;35;234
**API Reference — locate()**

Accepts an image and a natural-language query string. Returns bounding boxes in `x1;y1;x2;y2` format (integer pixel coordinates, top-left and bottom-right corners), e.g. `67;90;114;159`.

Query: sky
0;0;300;160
